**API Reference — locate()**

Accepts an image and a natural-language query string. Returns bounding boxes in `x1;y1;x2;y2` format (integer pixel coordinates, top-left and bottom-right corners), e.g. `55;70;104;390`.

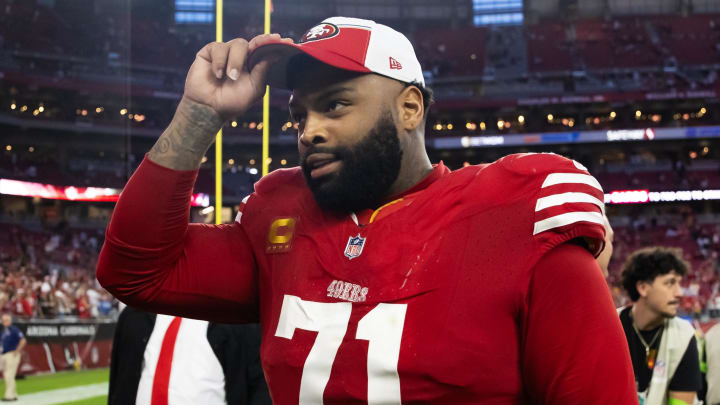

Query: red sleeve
96;157;259;323
521;243;637;404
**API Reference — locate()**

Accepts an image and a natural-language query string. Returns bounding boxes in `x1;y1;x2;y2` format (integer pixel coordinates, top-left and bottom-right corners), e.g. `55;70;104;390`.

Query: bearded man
98;17;635;404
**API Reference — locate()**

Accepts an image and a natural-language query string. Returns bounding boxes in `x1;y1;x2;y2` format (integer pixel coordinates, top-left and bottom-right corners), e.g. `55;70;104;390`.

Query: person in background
597;215;615;278
1;313;25;401
705;321;720;405
109;306;271;405
619;247;702;405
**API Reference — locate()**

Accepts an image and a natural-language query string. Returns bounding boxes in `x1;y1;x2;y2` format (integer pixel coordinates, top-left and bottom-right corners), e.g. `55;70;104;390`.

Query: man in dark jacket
108;306;271;404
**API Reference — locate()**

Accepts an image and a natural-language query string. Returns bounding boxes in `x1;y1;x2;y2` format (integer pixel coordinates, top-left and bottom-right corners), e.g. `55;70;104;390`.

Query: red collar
354;162;449;225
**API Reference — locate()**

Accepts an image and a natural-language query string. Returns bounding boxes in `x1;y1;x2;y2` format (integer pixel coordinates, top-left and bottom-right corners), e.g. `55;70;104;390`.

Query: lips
305;153;342;178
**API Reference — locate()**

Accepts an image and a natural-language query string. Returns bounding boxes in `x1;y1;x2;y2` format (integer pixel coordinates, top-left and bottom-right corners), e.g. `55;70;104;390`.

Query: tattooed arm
96;35;291;321
147;98;222;171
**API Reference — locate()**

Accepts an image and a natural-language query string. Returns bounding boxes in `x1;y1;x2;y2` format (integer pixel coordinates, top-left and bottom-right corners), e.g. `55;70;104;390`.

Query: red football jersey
98;153;636;404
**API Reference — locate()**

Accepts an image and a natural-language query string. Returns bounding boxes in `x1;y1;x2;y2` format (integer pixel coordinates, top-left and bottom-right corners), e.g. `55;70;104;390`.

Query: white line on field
14;382;107;405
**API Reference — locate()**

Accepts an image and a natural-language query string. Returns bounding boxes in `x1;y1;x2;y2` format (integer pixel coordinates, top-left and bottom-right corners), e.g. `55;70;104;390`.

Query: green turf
9;368;109;395
55;394;107;405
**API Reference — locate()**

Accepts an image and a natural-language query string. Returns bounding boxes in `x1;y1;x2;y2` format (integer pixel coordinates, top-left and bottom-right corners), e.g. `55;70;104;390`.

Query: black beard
301;112;402;213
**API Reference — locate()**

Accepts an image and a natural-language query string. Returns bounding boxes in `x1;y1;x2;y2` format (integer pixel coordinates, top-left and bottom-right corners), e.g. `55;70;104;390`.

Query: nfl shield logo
344;234;366;260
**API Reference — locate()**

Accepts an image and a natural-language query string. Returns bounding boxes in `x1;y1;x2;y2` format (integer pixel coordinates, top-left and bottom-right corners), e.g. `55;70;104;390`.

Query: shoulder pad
497;153;591;176
253;167;304;195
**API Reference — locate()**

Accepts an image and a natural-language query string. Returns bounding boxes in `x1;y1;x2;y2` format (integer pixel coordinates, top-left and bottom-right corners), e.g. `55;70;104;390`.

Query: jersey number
275;295;407;405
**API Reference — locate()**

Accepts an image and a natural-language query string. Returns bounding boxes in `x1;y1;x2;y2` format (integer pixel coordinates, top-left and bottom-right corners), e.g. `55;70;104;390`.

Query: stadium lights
10;102;16;110
32;109;39;116
497;120;504;129
700;107;707;115
249;159;256;165
447;123;453;130
257;122;264;130
690;151;698;159
228;158;235;165
0;178;209;206
231;121;238;127
95;107;102;114
201;156;208;163
249;122;257;129
200;206;214;215
635;110;642;119
610;111;616;119
120;108;127;115
547;114;553;122
434;123;442;131
281;159;287;165
28;146;34;152
5;145;11;151
38;106;44;113
703;146;710;155
20;105;27;112
266;157;272;164
518;115;525;124
479;122;486;131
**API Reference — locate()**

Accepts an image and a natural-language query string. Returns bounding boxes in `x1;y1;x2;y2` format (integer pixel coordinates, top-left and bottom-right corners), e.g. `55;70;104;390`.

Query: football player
98;17;636;404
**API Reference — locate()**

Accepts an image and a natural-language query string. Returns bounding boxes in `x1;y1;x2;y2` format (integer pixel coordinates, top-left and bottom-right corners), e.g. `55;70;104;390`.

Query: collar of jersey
353;162;449;225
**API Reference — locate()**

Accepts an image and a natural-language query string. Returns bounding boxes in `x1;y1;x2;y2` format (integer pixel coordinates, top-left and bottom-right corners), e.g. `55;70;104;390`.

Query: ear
636;280;650;298
396;85;424;132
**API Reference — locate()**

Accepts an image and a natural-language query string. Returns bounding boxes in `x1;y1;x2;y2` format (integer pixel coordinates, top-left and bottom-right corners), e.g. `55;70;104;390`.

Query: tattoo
148;98;224;170
155;138;171;154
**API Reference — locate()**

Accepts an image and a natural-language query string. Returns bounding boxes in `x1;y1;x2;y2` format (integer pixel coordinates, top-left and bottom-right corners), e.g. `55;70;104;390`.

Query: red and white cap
248;16;425;89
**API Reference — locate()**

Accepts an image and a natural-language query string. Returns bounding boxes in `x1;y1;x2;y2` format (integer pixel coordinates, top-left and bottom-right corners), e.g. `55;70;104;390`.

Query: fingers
207;42;230;80
248;33;294;52
225;38;250;81
196;35;294;82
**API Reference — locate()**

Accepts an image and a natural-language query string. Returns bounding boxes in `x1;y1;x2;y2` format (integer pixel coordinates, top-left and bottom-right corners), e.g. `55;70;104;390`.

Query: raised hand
148;34;292;170
184;33;293;120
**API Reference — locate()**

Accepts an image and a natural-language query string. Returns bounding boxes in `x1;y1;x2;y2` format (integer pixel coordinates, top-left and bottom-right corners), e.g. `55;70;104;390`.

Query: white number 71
275;295;407;404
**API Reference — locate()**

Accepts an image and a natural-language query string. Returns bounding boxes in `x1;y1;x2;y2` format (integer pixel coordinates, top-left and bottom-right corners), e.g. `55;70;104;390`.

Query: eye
327;100;347;112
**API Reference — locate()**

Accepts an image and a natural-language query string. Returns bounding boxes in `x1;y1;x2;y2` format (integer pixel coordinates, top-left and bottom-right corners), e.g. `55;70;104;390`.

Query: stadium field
3;368;109;405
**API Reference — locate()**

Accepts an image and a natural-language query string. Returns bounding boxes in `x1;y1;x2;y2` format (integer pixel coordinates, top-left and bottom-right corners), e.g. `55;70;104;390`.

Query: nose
299;113;328;147
674;282;684;298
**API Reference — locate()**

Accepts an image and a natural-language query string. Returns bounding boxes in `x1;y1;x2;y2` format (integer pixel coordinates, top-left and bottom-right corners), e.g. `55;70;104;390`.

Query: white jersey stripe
235;195;252;224
533;211;604;235
535;192;605;214
541;173;603;191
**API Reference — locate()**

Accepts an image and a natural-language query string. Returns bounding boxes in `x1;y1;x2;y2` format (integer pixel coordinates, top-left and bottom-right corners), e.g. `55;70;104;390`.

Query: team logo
300;23;339;43
389;57;403;70
344;234;366;259
266;217;297;254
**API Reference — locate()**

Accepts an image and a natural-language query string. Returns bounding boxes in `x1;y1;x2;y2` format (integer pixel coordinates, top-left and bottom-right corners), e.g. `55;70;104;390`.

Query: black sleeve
208;323;272;405
244;324;272;405
107;307;127;405
108;307;154;405
668;336;703;392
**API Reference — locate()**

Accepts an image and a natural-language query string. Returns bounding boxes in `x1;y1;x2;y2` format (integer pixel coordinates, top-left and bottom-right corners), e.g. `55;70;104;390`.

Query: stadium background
2;0;720;403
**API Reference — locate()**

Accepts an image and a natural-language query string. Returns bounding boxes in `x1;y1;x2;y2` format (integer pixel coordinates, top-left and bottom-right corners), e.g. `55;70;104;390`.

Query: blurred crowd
0;223;117;320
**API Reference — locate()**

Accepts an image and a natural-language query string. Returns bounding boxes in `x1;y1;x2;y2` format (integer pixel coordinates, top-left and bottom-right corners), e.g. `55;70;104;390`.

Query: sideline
15;382;107;405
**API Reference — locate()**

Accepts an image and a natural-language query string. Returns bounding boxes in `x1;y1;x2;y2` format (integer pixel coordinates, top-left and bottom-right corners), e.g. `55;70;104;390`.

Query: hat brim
248;39;371;90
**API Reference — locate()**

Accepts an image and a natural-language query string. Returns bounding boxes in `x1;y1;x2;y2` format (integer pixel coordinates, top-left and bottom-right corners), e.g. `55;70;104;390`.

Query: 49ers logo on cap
300;23;339;43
